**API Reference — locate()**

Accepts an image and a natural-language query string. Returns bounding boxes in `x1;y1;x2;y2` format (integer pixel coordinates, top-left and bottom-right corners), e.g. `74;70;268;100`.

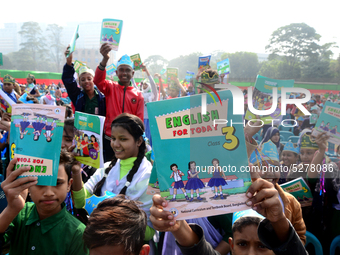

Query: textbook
106;63;117;77
312;101;340;145
0;89;14;113
100;18;123;51
74;60;85;73
167;67;179;87
67;25;79;58
10;104;65;186
73;111;105;169
244;75;295;124
198;55;211;71
217;58;230;75
280;177;313;207
147;90;251;220
185;71;195;82
130;54;142;71
85;191;116;215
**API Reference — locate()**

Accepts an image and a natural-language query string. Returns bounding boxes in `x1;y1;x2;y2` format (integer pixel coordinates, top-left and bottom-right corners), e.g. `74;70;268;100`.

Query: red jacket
93;67;144;137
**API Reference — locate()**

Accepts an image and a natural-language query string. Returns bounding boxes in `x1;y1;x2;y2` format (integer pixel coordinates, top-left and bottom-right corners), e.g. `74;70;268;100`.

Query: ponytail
93;157;118;196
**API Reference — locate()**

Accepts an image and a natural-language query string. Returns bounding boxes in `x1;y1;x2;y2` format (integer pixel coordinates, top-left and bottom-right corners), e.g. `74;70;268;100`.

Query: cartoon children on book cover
147;90;251;220
245;75;295;125
10;104;65;186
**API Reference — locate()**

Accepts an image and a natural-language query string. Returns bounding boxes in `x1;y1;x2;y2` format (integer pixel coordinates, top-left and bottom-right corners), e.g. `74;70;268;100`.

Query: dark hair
83;195;147;254
232;216;262;237
188;161;195;169
59;149;74;181
212;158;219;164
56;100;65;106
93;113;145;196
64;118;75;136
170;163;178;170
26;95;39;104
91;135;97;142
65;105;73;118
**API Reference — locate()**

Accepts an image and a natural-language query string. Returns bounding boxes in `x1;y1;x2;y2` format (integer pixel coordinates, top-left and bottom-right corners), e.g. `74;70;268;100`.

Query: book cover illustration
217;58;230;75
198;55;211;71
130;54;142;71
280;177;313;207
10;104;65;186
85;191;116;215
0;89;13;113
244;75;294;124
147;90;251;220
312;101;340;145
167;67;179;87
73;112;105;169
67;25;79;58
147;162;160;196
100;18;123;51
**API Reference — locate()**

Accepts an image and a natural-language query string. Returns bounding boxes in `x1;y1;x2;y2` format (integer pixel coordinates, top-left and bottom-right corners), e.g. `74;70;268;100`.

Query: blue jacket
62;63;106;116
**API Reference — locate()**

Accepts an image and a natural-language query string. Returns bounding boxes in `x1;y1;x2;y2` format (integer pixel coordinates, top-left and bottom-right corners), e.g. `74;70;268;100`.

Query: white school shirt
85;157;153;228
173;171;183;182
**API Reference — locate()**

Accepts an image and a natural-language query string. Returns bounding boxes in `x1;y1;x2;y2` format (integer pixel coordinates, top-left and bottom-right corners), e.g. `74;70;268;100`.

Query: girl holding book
71;113;155;241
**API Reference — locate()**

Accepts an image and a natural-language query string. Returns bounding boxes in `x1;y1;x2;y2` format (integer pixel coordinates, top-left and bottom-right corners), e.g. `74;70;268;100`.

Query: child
1;74;19;103
170;163;189;202
150;179;307;255
94;44;144;161
43;117;56;142
19;113;31;139
208;158;227;200
32;114;46;141
0;150;87;255
71;113;155;241
83;195;150;255
185;161;204;201
25;73;41;97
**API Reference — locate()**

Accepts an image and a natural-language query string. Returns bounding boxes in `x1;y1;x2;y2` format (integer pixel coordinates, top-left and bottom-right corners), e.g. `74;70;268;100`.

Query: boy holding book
0;151;88;255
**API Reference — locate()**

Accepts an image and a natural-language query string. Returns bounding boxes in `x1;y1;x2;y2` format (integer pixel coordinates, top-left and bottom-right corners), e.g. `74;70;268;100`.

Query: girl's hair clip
142;132;147;141
125;181;131;187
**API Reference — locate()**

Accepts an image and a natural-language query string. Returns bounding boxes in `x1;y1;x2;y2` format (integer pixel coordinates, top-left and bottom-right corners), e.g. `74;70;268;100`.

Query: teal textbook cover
280;177;313;207
106;63;117;77
67;25;79;58
147;90;251;220
10;104;65;186
217;58;230;75
244;75;294;124
100;18;123;51
73;112;105;169
312;101;340;145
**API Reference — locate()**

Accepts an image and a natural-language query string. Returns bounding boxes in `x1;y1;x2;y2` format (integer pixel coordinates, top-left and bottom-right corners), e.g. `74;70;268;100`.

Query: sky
2;0;339;61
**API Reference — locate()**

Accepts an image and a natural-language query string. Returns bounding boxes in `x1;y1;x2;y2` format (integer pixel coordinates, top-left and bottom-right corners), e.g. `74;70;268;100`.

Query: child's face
79;73;94;93
116;65;134;85
271;133;280;143
300;148;317;164
282;151;298;167
110;126;142;160
27;77;33;84
171;165;178;171
229;225;274;255
190;162;196;170
168;88;179;98
3;82;14;93
212;160;219;167
29;164;72;220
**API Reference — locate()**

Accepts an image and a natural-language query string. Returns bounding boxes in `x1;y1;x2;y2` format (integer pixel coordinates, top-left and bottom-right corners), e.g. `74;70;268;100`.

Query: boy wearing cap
1;75;20;103
62;46;106;117
94;43;144;161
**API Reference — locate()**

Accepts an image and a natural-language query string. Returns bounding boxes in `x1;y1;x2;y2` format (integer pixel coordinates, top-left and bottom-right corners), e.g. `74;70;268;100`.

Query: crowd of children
0;42;339;255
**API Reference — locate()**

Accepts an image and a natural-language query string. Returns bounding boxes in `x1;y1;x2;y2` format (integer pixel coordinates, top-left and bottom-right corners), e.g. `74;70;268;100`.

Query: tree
0;54;14;70
143;55;168;76
220;52;260;80
19;22;47;71
168;52;202;79
266;23;322;66
46;24;64;72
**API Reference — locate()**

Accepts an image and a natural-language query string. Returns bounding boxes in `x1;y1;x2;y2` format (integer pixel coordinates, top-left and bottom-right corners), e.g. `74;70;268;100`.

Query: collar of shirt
25;202;67;234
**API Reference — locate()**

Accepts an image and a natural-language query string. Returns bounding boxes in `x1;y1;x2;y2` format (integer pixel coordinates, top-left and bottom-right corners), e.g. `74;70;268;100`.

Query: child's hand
154;73;161;79
64;45;72;65
1;158;38;213
150;194;184;233
313;131;329;152
100;43;112;61
246;178;285;223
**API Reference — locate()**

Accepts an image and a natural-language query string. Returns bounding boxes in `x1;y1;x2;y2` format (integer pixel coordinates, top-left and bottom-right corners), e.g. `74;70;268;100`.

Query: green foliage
0;54;14;70
143;55;169;76
259;60;301;79
220;52;260;80
168;52;202;79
